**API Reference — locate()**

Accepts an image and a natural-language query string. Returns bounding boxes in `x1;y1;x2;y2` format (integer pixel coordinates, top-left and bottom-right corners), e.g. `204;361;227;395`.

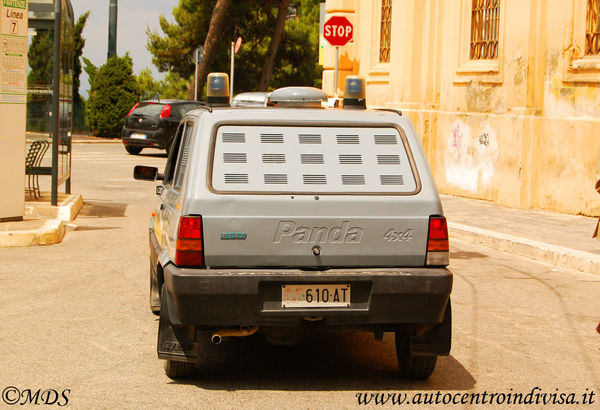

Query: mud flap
409;298;452;356
157;287;199;363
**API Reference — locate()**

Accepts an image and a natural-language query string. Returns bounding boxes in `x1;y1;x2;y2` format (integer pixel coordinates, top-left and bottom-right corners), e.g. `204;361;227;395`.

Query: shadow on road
167;331;475;391
79;201;128;218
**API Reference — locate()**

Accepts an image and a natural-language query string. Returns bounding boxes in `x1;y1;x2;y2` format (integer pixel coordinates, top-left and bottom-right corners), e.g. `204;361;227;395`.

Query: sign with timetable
0;0;28;221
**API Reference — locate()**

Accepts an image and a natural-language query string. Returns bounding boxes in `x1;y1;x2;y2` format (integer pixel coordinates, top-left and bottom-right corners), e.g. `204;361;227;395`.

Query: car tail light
126;102;140;116
175;216;205;267
159;104;172;119
426;216;449;266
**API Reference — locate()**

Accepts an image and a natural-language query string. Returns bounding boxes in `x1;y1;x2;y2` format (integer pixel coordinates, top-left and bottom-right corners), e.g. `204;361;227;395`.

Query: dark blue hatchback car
121;100;204;155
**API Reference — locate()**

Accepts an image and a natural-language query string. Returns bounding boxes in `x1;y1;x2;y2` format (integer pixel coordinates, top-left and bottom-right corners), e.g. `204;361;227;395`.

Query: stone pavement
442;194;600;275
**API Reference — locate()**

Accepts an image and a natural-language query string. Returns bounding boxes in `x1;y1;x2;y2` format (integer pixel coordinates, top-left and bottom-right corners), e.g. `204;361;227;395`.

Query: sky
71;0;180;98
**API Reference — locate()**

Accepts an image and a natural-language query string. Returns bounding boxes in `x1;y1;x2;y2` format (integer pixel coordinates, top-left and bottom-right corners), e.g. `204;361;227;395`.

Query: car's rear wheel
395;332;438;379
125;145;143;155
164;360;195;379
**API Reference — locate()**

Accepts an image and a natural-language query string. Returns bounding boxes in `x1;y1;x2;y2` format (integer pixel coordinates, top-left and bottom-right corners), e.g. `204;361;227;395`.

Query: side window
173;121;195;189
163;122;185;185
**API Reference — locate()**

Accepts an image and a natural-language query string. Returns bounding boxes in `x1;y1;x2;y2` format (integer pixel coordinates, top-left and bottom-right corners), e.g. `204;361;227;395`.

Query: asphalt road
0;143;598;408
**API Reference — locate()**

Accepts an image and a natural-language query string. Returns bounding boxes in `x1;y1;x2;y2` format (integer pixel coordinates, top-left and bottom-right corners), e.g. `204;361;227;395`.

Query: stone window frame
564;0;600;82
454;0;506;84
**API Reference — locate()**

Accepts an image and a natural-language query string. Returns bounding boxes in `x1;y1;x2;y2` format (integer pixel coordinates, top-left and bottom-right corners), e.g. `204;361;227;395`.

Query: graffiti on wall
445;120;498;193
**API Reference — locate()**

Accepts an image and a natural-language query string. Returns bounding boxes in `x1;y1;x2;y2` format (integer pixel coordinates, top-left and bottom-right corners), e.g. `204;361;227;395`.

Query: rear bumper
162;263;452;328
121;128;167;148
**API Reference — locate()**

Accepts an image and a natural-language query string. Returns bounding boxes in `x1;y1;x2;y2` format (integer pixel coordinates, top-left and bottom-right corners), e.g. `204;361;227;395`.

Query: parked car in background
121;100;205;155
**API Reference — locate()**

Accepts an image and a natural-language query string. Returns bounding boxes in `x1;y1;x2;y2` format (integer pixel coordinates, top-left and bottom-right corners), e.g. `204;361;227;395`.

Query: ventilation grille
337;135;360;144
264;174;288;184
380;175;404;185
213;126;417;193
299;134;322;144
261;133;284;144
375;134;397;145
224;174;249;184
262;153;286;163
339;154;363;165
223;153;247;163
342;175;366;185
377;154;401;165
303;174;327;185
301;154;325;164
222;132;245;143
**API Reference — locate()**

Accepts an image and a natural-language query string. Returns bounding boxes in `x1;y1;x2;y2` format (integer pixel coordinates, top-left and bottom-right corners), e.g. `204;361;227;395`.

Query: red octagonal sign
324;16;353;47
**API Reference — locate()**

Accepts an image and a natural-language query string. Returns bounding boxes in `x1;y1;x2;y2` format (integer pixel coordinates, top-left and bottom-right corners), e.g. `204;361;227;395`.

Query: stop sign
323;16;353;47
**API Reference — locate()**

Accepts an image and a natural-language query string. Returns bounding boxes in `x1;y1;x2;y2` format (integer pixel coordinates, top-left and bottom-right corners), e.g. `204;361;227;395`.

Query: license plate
281;284;350;308
130;133;147;139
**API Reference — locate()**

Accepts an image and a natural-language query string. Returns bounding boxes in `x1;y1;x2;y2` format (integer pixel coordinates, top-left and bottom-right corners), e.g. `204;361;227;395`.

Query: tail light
175;216;205;267
426;216;449;266
126;102;140;116
159;104;172;119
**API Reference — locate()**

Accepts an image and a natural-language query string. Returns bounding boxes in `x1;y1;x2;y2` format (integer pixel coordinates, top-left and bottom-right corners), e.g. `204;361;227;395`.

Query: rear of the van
159;108;451;356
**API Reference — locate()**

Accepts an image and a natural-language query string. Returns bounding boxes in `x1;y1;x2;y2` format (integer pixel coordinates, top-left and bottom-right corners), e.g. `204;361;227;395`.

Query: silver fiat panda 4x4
134;73;452;379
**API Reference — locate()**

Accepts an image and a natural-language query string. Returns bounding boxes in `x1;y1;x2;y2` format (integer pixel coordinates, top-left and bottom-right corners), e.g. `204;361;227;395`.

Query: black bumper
162;263;452;328
121;128;167;148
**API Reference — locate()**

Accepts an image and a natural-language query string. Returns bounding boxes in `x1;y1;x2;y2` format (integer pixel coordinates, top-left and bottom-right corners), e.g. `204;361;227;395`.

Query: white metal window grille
379;0;392;63
470;0;500;60
212;125;418;194
587;0;600;55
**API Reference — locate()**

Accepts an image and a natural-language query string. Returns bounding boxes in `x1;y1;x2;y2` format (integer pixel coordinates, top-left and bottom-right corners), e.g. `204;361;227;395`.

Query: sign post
230;37;241;101
194;46;203;101
0;0;28;221
323;15;353;96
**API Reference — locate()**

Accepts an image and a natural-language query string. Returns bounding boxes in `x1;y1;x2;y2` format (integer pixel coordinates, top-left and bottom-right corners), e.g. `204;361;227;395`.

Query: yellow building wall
323;0;600;216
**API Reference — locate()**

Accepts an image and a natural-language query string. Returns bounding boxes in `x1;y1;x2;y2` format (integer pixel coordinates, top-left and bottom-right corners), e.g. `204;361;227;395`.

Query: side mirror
134;165;164;181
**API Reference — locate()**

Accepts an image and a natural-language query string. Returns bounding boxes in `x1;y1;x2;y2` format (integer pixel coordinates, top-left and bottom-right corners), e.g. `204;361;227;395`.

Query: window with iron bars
470;0;500;60
379;0;392;63
587;0;600;55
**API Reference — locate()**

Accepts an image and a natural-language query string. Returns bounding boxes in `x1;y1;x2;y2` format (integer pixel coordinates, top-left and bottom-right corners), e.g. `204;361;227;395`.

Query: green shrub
86;55;139;138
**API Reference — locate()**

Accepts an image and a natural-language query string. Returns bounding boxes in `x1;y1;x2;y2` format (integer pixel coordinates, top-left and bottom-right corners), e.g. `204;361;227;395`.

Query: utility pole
107;0;117;59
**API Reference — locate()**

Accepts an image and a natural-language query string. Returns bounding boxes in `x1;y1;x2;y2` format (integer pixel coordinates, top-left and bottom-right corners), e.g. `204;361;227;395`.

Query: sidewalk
442;194;600;275
0;193;83;246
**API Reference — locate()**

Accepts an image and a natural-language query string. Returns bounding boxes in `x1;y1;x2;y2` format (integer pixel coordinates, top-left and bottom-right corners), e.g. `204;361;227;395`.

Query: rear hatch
199;122;440;268
124;102;164;132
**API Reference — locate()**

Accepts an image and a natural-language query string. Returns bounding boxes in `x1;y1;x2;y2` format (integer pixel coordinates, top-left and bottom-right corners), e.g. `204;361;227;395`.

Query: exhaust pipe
211;326;259;345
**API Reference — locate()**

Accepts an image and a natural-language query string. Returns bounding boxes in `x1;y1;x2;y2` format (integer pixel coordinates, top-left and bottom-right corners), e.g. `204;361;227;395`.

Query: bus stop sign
323;16;353;47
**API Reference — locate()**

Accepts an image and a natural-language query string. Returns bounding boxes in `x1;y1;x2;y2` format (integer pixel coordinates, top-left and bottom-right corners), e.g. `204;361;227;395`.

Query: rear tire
395;332;438;379
125;145;143;155
164;360;195;379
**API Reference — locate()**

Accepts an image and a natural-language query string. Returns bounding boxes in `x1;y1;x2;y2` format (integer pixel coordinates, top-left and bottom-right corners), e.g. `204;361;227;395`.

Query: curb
0;194;83;248
0;219;65;246
449;222;600;276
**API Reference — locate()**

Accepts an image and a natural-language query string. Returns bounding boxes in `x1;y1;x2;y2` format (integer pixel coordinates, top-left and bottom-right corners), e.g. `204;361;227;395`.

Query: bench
25;140;50;199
